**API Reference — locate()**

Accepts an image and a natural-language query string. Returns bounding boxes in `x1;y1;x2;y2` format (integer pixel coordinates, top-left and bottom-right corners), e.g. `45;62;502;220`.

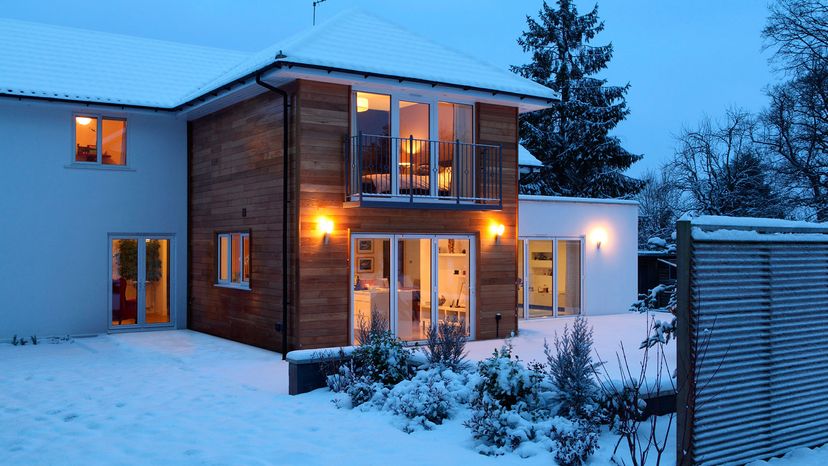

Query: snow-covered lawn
9;312;809;465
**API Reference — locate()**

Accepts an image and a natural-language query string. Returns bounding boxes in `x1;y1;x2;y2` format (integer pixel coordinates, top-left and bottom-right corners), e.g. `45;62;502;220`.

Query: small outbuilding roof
518;145;543;167
0;10;557;110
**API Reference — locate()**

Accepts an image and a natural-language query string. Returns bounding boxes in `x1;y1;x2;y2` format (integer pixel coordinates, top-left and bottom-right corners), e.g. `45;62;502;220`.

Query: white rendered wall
0;99;188;338
518;195;638;316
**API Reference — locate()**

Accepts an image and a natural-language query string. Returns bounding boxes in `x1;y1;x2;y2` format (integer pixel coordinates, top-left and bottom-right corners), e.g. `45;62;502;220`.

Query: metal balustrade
345;133;502;210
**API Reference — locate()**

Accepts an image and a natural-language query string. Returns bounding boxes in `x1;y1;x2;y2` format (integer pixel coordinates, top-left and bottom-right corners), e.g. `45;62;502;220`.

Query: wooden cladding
293;80;519;349
187;78;521;352
188;91;288;351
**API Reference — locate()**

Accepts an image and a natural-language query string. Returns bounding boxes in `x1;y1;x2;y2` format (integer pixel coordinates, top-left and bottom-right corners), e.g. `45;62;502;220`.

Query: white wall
518;195;638;316
0;99;188;338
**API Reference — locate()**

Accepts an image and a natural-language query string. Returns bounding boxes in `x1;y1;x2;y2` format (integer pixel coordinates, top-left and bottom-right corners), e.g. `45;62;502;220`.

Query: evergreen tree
513;0;644;198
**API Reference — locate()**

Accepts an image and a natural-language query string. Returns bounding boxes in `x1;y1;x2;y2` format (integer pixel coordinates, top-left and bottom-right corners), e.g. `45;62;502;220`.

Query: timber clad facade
189;91;289;350
189;79;520;351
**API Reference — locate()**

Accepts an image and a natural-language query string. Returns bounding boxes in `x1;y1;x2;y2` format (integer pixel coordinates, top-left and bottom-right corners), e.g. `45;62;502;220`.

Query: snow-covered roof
0;18;247;108
519;194;639;206
1;10;557;110
518;145;542;167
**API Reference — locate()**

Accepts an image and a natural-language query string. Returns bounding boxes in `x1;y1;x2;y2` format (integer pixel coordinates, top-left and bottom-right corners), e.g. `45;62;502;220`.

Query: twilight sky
4;0;775;175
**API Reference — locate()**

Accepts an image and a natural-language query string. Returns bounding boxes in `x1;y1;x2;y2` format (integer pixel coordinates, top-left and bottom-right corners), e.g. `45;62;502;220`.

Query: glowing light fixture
489;222;505;243
318;217;334;244
76;116;93;126
591;227;608;249
356;96;369;113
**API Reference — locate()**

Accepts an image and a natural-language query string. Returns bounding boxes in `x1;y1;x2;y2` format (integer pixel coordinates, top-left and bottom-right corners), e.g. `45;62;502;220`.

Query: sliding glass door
110;235;173;329
518;238;583;319
351;234;475;343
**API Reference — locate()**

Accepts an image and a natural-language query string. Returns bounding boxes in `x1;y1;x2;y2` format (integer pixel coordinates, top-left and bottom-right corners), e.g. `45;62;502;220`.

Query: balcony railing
345;134;502;210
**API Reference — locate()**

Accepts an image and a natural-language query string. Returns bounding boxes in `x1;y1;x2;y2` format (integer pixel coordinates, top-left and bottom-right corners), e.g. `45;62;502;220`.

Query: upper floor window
74;115;126;166
347;90;502;208
217;232;250;289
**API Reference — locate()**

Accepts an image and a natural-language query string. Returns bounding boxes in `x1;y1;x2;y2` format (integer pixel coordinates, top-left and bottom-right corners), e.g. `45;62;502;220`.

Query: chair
114;278;137;324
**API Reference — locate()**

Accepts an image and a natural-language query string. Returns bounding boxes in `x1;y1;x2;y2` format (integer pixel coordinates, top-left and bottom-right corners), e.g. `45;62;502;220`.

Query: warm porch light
591;227;608;249
489;222;505;242
356;96;369;112
76;116;93;126
318;217;334;244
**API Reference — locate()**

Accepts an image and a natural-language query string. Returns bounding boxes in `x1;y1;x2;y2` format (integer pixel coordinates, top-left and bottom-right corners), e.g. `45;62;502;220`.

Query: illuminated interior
352;235;473;343
217;232;250;287
111;238;170;326
521;238;582;318
74;116;126;165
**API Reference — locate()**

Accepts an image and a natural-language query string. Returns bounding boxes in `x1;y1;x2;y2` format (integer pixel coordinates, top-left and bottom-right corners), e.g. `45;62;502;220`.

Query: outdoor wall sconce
591;227;608;250
489;222;505;243
318;217;334;244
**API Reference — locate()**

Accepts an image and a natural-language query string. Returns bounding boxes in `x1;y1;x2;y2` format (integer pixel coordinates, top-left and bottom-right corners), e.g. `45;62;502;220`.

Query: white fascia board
519;194;639;206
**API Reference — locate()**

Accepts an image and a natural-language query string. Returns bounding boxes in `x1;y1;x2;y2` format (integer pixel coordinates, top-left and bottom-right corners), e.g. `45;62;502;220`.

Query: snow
2;10;557;110
692;215;828;230
0;18;247;108
692;227;828;242
519;194;639;206
518;145;543;167
748;445;828;466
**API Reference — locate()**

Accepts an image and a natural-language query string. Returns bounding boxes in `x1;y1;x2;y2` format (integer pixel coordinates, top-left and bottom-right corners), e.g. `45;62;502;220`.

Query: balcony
345;134;502;210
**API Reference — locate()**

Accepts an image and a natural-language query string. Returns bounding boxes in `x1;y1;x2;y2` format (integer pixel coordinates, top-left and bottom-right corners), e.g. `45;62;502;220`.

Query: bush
424;317;469;370
464;345;545;455
383;367;471;432
550;417;600;466
545;316;599;421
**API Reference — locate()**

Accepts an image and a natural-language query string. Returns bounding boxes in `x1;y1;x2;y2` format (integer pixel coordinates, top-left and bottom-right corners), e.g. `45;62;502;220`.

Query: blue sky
4;0;775;175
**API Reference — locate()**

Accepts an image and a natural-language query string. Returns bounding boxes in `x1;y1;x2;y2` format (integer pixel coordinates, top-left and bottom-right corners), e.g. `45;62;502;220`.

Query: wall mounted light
489;222;505;243
76;116;93;126
318;217;334;244
591;227;608;250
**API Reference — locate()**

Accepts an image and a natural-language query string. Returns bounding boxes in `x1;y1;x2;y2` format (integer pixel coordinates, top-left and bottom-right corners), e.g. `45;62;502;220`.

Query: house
0;11;636;353
518;144;543;176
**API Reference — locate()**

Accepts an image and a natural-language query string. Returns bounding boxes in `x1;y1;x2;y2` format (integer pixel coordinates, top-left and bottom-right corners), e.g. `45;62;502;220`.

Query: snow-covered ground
0;312;808;465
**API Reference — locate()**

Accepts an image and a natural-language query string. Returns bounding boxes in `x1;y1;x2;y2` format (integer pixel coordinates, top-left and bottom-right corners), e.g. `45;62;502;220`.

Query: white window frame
349;233;477;344
216;232;250;290
351;87;476;200
518;237;585;319
71;113;128;167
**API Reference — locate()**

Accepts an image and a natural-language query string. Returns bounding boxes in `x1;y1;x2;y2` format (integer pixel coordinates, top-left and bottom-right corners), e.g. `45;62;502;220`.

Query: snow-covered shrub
598;384;646;436
550;417;600;466
383;367;471;432
464;345;545;455
423;317;469;370
545;316;598;421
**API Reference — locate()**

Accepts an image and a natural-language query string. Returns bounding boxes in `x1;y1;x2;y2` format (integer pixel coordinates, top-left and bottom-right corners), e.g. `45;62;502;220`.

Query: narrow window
74;115;127;166
217;232;250;288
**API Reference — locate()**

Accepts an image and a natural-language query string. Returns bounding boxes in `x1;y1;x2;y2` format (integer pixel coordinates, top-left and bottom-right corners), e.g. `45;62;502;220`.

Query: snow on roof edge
690;215;828;230
519;195;639;206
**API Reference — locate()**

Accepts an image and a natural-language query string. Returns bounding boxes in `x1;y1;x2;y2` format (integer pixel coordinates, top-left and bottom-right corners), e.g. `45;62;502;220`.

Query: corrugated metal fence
676;218;828;465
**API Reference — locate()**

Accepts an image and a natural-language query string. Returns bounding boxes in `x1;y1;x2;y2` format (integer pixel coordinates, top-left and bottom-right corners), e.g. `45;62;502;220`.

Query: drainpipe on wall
256;74;291;360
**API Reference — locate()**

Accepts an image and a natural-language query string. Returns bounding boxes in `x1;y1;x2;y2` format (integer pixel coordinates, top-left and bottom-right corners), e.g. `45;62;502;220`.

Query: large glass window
74;115;126;165
353;238;391;343
351;235;475;343
557;240;582;316
217;232;250;288
399;101;431;196
520;238;583;318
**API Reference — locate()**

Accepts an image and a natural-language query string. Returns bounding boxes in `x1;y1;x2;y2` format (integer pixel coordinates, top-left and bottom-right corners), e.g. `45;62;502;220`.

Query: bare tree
635;169;687;248
763;0;828;75
668;109;788;219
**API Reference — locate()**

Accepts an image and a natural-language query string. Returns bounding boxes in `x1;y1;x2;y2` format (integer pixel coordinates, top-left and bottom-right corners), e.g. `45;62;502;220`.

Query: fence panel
677;218;828;465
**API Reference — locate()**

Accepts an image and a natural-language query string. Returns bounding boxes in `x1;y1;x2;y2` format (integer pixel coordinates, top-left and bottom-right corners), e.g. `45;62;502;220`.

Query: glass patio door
110;236;172;328
351;234;475;343
519;238;583;319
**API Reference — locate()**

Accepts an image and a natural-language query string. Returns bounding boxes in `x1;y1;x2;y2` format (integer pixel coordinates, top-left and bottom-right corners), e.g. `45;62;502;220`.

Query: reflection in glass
112;239;138;326
145;239;171;324
101;118;126;165
557;240;581;316
399;101;430;196
527;240;554;318
517;241;524;318
355;92;392;194
353;238;391;343
397;238;432;341
437;238;470;335
438;103;474;198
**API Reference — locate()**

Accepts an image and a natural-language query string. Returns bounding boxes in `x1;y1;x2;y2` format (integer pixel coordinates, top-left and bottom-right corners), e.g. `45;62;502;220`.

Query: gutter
255;75;291;360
